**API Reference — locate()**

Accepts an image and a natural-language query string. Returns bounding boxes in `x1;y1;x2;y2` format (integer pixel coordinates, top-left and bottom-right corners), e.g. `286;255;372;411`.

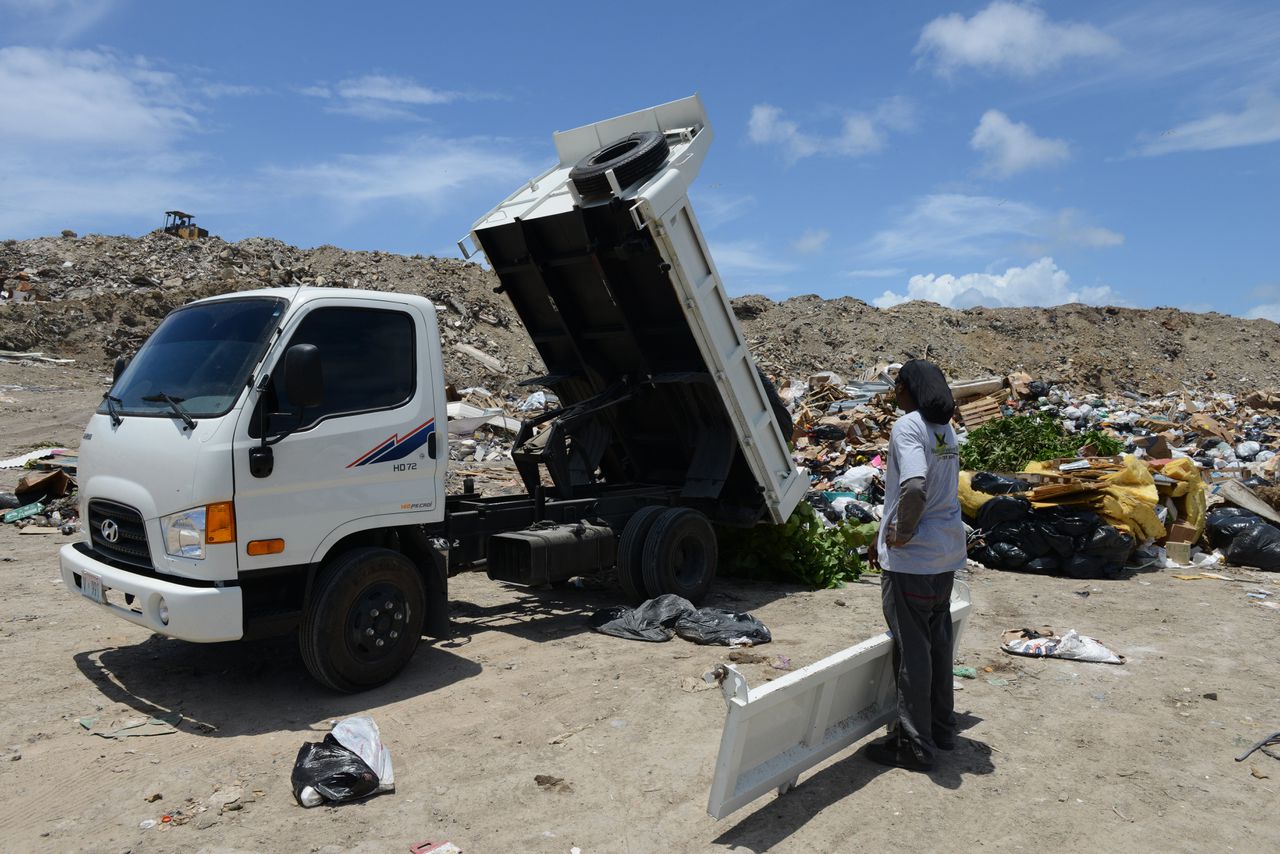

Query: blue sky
2;1;1278;320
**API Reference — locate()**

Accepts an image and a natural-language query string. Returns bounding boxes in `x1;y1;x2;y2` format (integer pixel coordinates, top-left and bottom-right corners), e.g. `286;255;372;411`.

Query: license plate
80;570;105;604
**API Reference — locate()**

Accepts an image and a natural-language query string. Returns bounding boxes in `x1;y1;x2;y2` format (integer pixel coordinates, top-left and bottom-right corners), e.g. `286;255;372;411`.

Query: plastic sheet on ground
1001;627;1125;664
589;594;771;645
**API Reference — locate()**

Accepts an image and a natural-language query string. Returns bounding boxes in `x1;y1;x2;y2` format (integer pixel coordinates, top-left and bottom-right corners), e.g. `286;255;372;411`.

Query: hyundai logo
100;519;120;543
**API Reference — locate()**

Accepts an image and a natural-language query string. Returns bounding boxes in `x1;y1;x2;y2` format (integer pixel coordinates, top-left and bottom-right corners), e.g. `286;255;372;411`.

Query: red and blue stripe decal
346;418;435;468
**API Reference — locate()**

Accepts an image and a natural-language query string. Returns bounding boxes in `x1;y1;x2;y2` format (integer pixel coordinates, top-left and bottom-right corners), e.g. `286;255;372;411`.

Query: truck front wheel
300;547;426;692
641;508;718;604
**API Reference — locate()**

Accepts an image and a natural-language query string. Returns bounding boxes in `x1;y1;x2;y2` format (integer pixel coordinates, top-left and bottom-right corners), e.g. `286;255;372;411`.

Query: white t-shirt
877;411;967;575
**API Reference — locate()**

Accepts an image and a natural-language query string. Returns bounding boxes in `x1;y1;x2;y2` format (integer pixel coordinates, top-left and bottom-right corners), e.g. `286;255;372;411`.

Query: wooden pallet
957;393;1006;429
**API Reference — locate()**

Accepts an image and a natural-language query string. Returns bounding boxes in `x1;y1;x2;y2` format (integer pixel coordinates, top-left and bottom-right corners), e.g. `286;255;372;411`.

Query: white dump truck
60;95;805;691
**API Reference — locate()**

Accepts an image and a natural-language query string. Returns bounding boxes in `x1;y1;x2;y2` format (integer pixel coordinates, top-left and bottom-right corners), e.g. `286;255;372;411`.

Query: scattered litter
1001;627;1126;664
1235;729;1280;762
952;666;978;679
291;716;394;808
769;655;793;671
534;774;572;792
409;842;463;854
78;713;180;739
138;819;157;830
1251;765;1270;779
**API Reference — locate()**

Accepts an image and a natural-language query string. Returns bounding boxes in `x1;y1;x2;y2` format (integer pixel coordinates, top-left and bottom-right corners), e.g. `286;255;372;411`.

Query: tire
299;546;426;693
757;365;794;444
641;508;718;604
568;131;670;198
617;505;667;601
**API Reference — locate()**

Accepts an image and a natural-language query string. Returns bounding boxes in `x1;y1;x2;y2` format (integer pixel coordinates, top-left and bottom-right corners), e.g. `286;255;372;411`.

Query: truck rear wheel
617;505;667;601
300;547;426;693
641;508;718;604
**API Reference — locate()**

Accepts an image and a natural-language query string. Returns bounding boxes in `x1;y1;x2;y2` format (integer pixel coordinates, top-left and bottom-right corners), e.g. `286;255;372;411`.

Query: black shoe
865;737;934;772
935;734;957;751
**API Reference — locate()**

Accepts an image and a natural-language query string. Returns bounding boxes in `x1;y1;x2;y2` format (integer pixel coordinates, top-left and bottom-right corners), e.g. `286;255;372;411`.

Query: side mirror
283;344;323;408
112;355;130;382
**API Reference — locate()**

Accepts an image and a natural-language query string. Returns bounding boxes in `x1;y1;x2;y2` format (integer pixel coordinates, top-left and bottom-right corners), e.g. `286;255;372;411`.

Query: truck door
232;297;444;570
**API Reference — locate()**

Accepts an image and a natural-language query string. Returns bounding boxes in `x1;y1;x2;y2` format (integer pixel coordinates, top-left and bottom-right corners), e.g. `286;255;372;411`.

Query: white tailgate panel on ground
707;582;972;820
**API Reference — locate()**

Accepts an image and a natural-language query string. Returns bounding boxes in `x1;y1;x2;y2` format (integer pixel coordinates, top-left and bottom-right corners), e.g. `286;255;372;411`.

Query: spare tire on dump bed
569;131;670;197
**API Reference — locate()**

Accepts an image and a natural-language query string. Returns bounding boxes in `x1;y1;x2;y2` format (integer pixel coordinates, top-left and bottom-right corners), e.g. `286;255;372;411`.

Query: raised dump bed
465;95;804;527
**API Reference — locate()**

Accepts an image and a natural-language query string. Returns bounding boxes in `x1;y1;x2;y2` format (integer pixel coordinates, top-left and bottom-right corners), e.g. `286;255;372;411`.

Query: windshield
100;297;286;419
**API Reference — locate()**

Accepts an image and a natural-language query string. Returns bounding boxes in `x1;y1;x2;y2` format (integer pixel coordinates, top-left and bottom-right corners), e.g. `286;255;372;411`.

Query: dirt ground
1;361;1278;853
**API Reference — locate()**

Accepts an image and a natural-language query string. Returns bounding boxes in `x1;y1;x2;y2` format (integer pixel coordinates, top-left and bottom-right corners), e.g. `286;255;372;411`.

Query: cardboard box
1166;521;1198;544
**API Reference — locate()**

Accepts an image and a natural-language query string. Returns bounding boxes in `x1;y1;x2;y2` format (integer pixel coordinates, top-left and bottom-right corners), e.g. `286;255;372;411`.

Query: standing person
865;359;967;772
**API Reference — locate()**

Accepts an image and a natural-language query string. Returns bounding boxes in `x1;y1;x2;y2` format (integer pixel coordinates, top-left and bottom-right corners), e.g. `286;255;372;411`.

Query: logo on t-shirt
934;431;959;458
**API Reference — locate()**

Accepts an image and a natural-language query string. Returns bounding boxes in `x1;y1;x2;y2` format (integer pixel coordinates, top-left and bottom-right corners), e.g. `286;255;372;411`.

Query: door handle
427;430;437;460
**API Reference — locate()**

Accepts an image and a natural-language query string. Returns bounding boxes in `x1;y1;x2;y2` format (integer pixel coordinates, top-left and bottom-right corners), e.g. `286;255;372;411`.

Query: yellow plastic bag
1157;457;1207;539
958;471;994;520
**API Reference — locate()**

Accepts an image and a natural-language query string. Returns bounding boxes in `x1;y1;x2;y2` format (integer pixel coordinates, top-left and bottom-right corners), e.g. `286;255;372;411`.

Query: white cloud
0;47;214;235
845;268;905;279
0;46;197;148
201;83;267;98
864;193;1040;260
335;74;458;105
302;74;497;121
709;240;797;276
748;97;915;162
691;190;755;228
0;0;116;44
864;194;1123;261
263;137;531;210
1140;92;1280;155
917;1;1117;77
971;109;1070;177
873;257;1122;309
1246;304;1280;322
1048;209;1123;248
791;229;830;254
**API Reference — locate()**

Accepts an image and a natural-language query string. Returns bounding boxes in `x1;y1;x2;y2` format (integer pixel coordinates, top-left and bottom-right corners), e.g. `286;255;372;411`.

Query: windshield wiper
102;393;123;427
142;392;197;431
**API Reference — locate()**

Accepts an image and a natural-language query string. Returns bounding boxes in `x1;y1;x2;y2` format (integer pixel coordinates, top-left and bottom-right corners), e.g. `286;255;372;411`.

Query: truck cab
62;288;451;690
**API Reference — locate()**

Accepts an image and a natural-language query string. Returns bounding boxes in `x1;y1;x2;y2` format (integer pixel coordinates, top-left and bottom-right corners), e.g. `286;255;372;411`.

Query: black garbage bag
291;736;379;806
1224;521;1280;571
0;493;20;510
674;609;772;645
1207;507;1263;550
842;502;875;523
804;492;841;524
1023;555;1061;574
971;472;1032;495
977;540;1030;570
810;424;847;442
976;495;1032;529
1038;506;1103;540
1061;525;1134;579
1243;476;1273;489
588;593;695;642
1028;380;1050;398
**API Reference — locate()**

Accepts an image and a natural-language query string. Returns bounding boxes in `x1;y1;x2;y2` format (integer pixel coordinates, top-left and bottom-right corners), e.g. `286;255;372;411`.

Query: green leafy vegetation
719;502;877;588
959;412;1124;473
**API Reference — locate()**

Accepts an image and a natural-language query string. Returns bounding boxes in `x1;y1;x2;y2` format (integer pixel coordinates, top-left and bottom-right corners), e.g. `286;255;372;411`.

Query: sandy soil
0;362;1277;853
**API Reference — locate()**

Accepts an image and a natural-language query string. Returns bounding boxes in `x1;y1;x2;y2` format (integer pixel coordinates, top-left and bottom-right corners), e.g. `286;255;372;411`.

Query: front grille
87;499;153;570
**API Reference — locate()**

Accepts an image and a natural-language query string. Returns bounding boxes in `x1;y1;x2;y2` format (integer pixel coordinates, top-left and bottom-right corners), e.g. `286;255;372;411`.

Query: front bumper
60;542;243;642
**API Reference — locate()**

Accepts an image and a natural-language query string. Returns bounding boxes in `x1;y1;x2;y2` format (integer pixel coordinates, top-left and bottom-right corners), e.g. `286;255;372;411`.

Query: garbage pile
0;232;544;395
1;448;79;534
764;365;1280;578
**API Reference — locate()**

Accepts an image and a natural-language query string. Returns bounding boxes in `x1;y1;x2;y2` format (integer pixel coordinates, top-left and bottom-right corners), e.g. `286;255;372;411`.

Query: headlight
160;507;206;559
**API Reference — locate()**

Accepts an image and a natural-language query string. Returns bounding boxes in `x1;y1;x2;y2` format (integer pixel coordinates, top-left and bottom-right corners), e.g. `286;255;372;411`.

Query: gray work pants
880;570;956;761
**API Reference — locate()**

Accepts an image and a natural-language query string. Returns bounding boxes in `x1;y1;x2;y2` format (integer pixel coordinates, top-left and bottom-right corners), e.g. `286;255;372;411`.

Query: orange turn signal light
205;501;236;544
246;538;285;556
